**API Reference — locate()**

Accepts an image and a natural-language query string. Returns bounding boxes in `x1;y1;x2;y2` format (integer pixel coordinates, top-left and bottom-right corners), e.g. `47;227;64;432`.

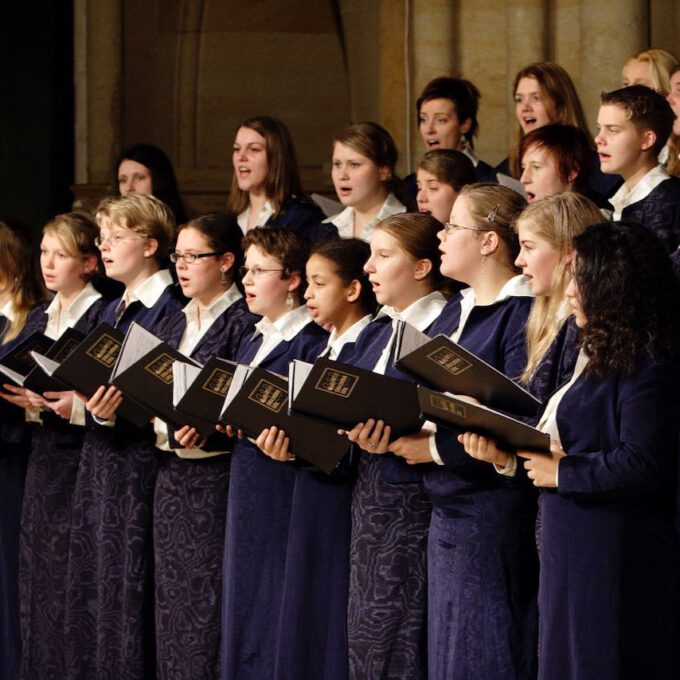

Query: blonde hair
624;48;679;94
95;194;175;263
509;62;592;179
517;193;602;381
43;212;102;280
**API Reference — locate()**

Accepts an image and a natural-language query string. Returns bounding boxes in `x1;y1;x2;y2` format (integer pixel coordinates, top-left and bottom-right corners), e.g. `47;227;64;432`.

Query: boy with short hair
596;84;680;252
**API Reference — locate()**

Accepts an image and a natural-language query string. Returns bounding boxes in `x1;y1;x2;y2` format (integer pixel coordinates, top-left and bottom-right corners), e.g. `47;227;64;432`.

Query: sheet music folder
418;386;549;453
288;357;423;438
221;365;350;474
394;321;540;417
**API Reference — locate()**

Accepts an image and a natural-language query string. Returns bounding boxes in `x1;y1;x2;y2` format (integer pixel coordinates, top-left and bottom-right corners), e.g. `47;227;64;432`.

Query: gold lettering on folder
203;368;233;396
17;340;48;367
144;353;174;385
53;338;81;362
248;379;286;413
427;346;472;376
429;393;467;418
85;334;121;368
314;368;358;398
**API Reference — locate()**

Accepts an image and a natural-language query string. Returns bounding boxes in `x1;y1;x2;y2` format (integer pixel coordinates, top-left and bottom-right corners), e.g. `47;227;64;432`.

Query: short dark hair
242;227;310;302
416;77;481;147
520;124;592;193
572;220;680;376
310;238;377;315
600;85;675;156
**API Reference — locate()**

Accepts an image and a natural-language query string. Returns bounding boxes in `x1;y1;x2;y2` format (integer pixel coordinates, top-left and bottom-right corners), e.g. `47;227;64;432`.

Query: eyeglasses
169;251;221;264
238;266;285;279
94;234;144;248
443;223;484;235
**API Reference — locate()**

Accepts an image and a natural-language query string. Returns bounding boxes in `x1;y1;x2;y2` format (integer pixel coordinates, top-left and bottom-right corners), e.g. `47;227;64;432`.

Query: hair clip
486;204;500;223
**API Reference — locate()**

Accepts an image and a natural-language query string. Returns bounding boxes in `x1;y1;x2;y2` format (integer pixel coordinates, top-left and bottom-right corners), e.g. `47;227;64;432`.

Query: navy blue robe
0;313;44;680
619;176;680;253
19;298;107;679
539;356;680;680
64;281;184;680
265;198;338;243
337;314;436;680
424;293;538;680
219;321;329;680
152;298;256;680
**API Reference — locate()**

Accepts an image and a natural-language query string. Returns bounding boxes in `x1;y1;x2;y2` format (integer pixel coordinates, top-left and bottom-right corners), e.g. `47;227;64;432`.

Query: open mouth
522;117;537;128
526;191;536;202
418;207;431;215
426;138;440;148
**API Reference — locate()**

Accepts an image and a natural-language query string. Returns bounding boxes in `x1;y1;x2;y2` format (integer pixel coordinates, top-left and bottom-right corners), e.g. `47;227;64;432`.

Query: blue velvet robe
219;321;329;680
64;281;184;680
19;297;108;679
619;176;680;253
265;198;338;243
423;293;538;680
0;311;47;680
152;298;257;680
539;356;680;680
337;314;436;680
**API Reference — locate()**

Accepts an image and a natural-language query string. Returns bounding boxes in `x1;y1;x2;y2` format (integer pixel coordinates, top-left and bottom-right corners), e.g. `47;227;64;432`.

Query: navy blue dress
219;320;329;680
266;198;338;243
64;281;184;680
337;315;437;680
0;313;41;680
423;293;538;680
19;297;107;679
619;176;680;253
539;356;680;679
152;298;256;680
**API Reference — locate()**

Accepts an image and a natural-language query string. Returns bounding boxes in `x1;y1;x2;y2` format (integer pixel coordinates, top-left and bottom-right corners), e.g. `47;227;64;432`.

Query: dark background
0;1;74;232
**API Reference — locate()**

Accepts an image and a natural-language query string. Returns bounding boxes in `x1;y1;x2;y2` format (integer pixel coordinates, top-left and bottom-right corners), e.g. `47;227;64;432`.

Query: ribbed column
580;0;648;128
506;0;549;83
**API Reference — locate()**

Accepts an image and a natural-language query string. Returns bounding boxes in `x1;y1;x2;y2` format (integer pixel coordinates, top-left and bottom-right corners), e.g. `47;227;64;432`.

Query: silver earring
220;269;228;284
286;292;294;308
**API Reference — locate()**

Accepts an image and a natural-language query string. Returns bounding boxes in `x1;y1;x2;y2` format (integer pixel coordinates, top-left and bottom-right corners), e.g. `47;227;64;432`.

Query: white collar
0;299;16;322
181;283;242;325
325;193;407;240
126;269;174;308
237;201;275;233
253;304;311;342
46;282;101;322
609;164;670;218
462;142;480;168
378;290;447;330
459;274;533;307
326;314;372;355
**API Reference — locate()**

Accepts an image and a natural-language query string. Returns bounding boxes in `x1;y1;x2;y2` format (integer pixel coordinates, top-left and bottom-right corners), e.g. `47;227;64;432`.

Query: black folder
31;323;153;428
24;327;85;394
288;357;423;438
394;321;540;417
173;357;237;440
0;332;54;387
110;323;200;431
221;365;350;474
417;386;549;453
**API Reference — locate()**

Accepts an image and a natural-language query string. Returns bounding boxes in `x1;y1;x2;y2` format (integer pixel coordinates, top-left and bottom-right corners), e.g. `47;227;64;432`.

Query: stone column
580;0;648;128
409;0;458;169
73;0;123;210
506;0;549;86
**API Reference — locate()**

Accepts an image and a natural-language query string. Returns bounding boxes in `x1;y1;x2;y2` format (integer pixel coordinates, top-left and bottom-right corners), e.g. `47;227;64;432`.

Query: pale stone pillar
73;0;123;209
409;0;457;169
506;0;549;85
580;0;648;128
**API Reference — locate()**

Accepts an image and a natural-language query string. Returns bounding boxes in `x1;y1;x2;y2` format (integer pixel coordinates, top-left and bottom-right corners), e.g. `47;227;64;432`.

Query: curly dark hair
572;220;680;377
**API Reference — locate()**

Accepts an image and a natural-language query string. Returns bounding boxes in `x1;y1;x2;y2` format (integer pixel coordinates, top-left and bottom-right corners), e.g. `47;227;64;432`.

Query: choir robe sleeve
557;359;680;500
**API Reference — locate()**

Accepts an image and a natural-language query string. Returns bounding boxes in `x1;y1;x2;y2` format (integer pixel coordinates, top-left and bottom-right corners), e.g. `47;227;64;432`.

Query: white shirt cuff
69;395;87;426
424;421;445;466
493;454;517;477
